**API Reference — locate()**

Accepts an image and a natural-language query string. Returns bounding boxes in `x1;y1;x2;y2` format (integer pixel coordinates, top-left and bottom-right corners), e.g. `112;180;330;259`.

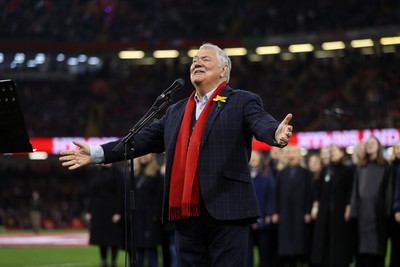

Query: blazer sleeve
243;92;280;146
101;113;166;163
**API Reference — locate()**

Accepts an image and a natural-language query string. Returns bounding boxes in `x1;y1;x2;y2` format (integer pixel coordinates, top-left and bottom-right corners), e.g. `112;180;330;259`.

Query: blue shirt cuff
90;145;105;164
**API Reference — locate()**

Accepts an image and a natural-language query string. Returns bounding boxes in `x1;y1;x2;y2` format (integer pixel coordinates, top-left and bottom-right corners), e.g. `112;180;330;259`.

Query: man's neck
194;80;226;100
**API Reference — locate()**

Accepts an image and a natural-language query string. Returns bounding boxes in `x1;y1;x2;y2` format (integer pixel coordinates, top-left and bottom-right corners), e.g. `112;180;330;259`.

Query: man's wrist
273;131;286;148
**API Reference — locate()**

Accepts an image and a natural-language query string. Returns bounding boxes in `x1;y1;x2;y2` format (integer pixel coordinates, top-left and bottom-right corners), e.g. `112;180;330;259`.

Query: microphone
113;78;185;152
160;78;185;97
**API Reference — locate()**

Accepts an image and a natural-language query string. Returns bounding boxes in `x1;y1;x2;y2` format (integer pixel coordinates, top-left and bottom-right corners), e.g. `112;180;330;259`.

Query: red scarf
168;82;226;221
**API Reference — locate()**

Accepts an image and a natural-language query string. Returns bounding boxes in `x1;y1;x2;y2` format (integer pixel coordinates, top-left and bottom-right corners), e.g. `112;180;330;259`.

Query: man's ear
220;66;228;77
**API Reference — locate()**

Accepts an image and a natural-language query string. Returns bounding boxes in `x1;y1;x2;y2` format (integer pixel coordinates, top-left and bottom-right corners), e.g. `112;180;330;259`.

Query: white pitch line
25;263;92;267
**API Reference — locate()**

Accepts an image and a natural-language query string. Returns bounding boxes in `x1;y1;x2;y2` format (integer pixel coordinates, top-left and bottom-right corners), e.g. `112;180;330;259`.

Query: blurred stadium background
0;0;399;265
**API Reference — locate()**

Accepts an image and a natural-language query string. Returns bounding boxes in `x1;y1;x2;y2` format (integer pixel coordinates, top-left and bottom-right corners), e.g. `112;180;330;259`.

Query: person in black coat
389;140;400;267
86;164;124;267
310;145;356;267
273;145;314;267
134;154;163;267
247;150;276;267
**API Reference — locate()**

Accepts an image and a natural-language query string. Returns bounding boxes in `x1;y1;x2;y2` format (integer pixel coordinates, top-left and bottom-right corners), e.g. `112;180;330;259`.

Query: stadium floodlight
380;36;400;45
78;54;88;62
223;47;247;56
153;50;179;58
56;53;65;62
67;57;79;66
14;53;25;64
34;53;46;64
288;43;314;53
322;41;345;50
119;50;145;59
255;46;281;55
88;57;101;66
88;57;101;65
187;49;199;57
188;47;248;58
350;39;374;48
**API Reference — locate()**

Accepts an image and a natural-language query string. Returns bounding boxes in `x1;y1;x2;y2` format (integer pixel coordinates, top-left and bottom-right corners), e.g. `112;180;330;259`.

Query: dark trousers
248;227;277;267
137;247;158;267
174;206;249;267
356;254;385;267
389;218;400;267
390;236;400;267
277;255;308;267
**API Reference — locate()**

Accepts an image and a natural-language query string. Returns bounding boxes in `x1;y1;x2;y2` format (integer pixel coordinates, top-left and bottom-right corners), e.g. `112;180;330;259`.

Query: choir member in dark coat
86;164;125;267
389;140;400;267
134;154;163;267
247;150;277;267
310;145;356;267
273;145;314;267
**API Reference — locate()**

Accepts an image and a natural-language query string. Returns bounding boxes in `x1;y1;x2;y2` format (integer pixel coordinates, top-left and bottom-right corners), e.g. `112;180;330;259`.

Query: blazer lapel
201;86;233;144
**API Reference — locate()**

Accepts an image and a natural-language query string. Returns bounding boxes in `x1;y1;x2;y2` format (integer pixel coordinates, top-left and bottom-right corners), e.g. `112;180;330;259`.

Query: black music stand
0;79;33;153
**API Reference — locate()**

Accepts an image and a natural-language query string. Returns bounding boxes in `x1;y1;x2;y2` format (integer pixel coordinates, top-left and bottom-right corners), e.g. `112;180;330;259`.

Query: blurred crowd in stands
12;51;400;138
0;1;398;136
0;0;399;41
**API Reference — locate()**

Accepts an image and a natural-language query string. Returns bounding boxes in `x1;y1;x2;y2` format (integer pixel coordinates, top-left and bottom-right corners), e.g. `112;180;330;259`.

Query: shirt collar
194;87;217;104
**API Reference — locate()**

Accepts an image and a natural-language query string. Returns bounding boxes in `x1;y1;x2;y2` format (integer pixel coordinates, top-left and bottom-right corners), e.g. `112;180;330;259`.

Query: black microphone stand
112;92;176;267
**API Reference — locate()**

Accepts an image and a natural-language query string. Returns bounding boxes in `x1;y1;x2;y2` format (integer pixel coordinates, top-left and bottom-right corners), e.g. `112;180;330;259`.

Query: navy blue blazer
101;86;281;223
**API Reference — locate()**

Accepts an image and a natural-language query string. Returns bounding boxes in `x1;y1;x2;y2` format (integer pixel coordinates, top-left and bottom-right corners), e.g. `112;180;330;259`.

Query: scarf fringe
168;204;200;221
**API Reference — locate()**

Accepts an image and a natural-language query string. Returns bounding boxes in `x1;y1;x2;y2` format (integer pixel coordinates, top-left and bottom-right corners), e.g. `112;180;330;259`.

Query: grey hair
199;43;232;83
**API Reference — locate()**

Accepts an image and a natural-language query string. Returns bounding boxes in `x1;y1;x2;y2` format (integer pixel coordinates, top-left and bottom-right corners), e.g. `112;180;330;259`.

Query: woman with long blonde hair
350;136;392;267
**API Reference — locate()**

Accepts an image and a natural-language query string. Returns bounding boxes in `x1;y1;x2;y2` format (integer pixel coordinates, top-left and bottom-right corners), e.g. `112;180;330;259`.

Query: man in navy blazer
60;43;293;267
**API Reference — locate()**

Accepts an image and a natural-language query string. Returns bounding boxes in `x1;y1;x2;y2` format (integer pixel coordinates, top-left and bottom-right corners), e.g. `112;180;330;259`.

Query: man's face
190;48;224;87
284;146;300;167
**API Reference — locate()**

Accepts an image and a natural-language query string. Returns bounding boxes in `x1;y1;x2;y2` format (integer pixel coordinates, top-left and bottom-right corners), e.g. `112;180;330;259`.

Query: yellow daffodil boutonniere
213;95;227;111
